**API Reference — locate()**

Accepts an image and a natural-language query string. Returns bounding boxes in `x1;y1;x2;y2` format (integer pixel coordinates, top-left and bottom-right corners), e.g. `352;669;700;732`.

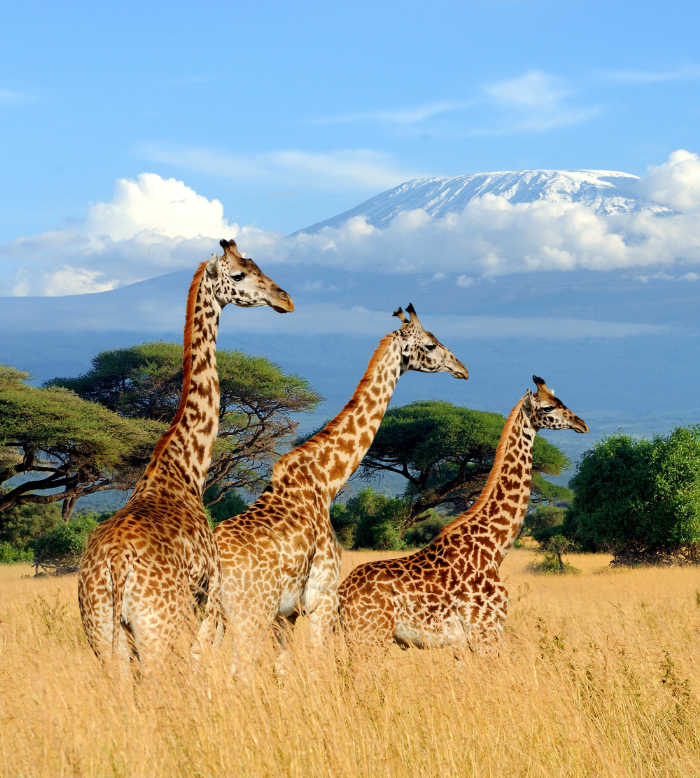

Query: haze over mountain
298;169;674;234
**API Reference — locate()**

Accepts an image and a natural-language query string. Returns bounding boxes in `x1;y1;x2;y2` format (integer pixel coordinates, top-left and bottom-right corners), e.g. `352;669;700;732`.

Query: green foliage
524;505;569;546
359;400;570;531
0;365;164;518
0;500;63;550
48;343;322;501
566;426;700;554
32;515;98;564
403;511;451;548
530;472;573;505
203;486;249;527
331;487;409;550
0;541;33;564
526;505;567;535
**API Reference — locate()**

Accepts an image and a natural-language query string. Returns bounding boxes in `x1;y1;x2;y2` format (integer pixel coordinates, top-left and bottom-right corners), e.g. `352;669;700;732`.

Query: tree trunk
62;495;78;522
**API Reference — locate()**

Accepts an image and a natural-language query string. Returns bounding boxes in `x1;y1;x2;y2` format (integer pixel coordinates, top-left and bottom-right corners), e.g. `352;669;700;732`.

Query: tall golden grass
1;549;700;777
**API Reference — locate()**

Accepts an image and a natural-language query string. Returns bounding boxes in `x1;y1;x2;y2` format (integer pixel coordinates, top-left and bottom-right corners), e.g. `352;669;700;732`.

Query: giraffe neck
272;333;401;501
139;263;222;497
436;397;535;567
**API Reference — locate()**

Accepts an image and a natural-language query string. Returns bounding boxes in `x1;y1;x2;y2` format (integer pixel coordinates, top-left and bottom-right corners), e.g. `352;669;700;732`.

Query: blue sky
2;0;700;245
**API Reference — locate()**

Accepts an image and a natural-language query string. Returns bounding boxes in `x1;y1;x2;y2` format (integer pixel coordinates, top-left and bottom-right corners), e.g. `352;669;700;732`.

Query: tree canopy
0;366;163;521
48;342;322;503
357;400;570;528
564;426;700;560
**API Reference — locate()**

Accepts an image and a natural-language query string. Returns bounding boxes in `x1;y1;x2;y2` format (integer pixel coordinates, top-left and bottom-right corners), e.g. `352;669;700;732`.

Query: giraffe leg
304;543;342;658
465;584;508;655
220;574;281;680
192;562;225;665
339;587;396;683
79;567;140;678
272;612;298;677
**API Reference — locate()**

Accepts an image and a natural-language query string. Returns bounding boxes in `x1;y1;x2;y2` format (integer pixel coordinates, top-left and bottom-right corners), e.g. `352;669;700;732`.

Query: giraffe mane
436;396;525;539
147;261;208;471
271;333;395;476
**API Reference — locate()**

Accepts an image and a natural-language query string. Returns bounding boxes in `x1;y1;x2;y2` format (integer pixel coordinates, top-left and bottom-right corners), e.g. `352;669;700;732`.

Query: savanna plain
1;549;699;778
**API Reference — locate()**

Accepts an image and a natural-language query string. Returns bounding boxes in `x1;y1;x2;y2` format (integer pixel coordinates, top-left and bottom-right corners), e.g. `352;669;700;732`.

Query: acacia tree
48;342;322;504
356;400;570;532
0;366;163;522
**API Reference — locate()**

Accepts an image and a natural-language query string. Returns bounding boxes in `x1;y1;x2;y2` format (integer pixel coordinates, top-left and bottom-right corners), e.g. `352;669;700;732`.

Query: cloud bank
2;150;700;296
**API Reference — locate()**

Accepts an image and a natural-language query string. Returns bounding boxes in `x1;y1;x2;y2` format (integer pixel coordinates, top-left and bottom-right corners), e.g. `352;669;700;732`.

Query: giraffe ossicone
214;304;468;677
338;375;588;674
78;239;293;677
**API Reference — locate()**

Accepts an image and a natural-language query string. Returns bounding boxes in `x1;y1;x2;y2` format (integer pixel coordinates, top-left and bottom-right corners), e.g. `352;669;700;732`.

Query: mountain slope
298;170;672;233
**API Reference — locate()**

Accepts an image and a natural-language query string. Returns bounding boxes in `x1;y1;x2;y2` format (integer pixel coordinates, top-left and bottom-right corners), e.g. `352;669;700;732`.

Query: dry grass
1;549;700;777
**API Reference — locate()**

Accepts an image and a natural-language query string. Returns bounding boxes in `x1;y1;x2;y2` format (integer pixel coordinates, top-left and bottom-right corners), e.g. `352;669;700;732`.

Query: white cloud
0;173;239;295
4;150;700;298
85;173;234;241
483;71;598;132
635;150;700;212
135;144;420;191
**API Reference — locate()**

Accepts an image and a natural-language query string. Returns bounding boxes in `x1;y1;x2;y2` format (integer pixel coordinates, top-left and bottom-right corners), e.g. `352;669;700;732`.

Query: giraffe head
206;239;294;313
525;375;589;433
392;303;468;379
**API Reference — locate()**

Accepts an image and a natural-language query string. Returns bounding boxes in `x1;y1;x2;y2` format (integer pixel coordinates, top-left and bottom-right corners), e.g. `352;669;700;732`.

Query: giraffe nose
572;415;589;433
272;288;294;313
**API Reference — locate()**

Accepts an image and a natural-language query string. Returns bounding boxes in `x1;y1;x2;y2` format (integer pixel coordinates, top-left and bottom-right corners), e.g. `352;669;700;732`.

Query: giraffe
78;239;294;675
214;304;469;675
338;376;588;673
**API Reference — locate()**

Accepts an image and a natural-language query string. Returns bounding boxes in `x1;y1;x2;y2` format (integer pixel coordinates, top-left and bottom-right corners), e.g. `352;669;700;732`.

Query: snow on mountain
298;170;673;234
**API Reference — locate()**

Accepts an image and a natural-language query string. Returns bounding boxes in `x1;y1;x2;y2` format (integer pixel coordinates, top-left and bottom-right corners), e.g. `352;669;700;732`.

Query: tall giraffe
338;376;588;672
78;240;294;675
214;304;468;675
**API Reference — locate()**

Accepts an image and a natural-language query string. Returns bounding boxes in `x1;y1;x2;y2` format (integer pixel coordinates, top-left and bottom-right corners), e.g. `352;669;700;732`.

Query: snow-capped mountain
298;170;672;234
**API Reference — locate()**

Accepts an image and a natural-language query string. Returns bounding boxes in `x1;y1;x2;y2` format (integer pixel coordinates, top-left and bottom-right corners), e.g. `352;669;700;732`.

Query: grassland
1;549;700;777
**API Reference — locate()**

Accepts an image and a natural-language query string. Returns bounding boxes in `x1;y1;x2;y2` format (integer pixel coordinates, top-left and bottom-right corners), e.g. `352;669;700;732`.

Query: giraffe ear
206;253;220;278
401;339;412;356
523;390;533;412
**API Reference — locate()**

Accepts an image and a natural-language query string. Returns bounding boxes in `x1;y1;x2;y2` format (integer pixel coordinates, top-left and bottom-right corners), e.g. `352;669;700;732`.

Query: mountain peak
297;169;672;234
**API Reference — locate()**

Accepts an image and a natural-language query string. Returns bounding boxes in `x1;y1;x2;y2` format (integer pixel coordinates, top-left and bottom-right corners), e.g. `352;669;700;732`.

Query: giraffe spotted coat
78;240;293;674
214;304;468;674
339;376;588;672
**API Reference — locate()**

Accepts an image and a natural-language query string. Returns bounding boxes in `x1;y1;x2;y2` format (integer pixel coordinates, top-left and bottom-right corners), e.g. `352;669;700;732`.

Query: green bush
204;487;249;527
531;551;581;575
525;505;566;535
566;426;700;557
32;515;98;564
0;541;33;564
331;487;409;550
403;511;451;547
0;500;63;551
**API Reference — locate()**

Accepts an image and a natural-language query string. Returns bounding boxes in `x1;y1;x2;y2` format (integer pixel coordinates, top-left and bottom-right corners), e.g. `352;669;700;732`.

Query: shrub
531;551;581;575
403;511;451;547
32;515;98;564
204;488;248;527
566;426;700;560
0;541;33;564
331;487;409;550
0;500;63;551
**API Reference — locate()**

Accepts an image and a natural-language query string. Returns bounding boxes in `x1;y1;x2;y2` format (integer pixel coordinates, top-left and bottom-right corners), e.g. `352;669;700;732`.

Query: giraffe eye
232;272;245;282
425;344;437;352
540;405;554;412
